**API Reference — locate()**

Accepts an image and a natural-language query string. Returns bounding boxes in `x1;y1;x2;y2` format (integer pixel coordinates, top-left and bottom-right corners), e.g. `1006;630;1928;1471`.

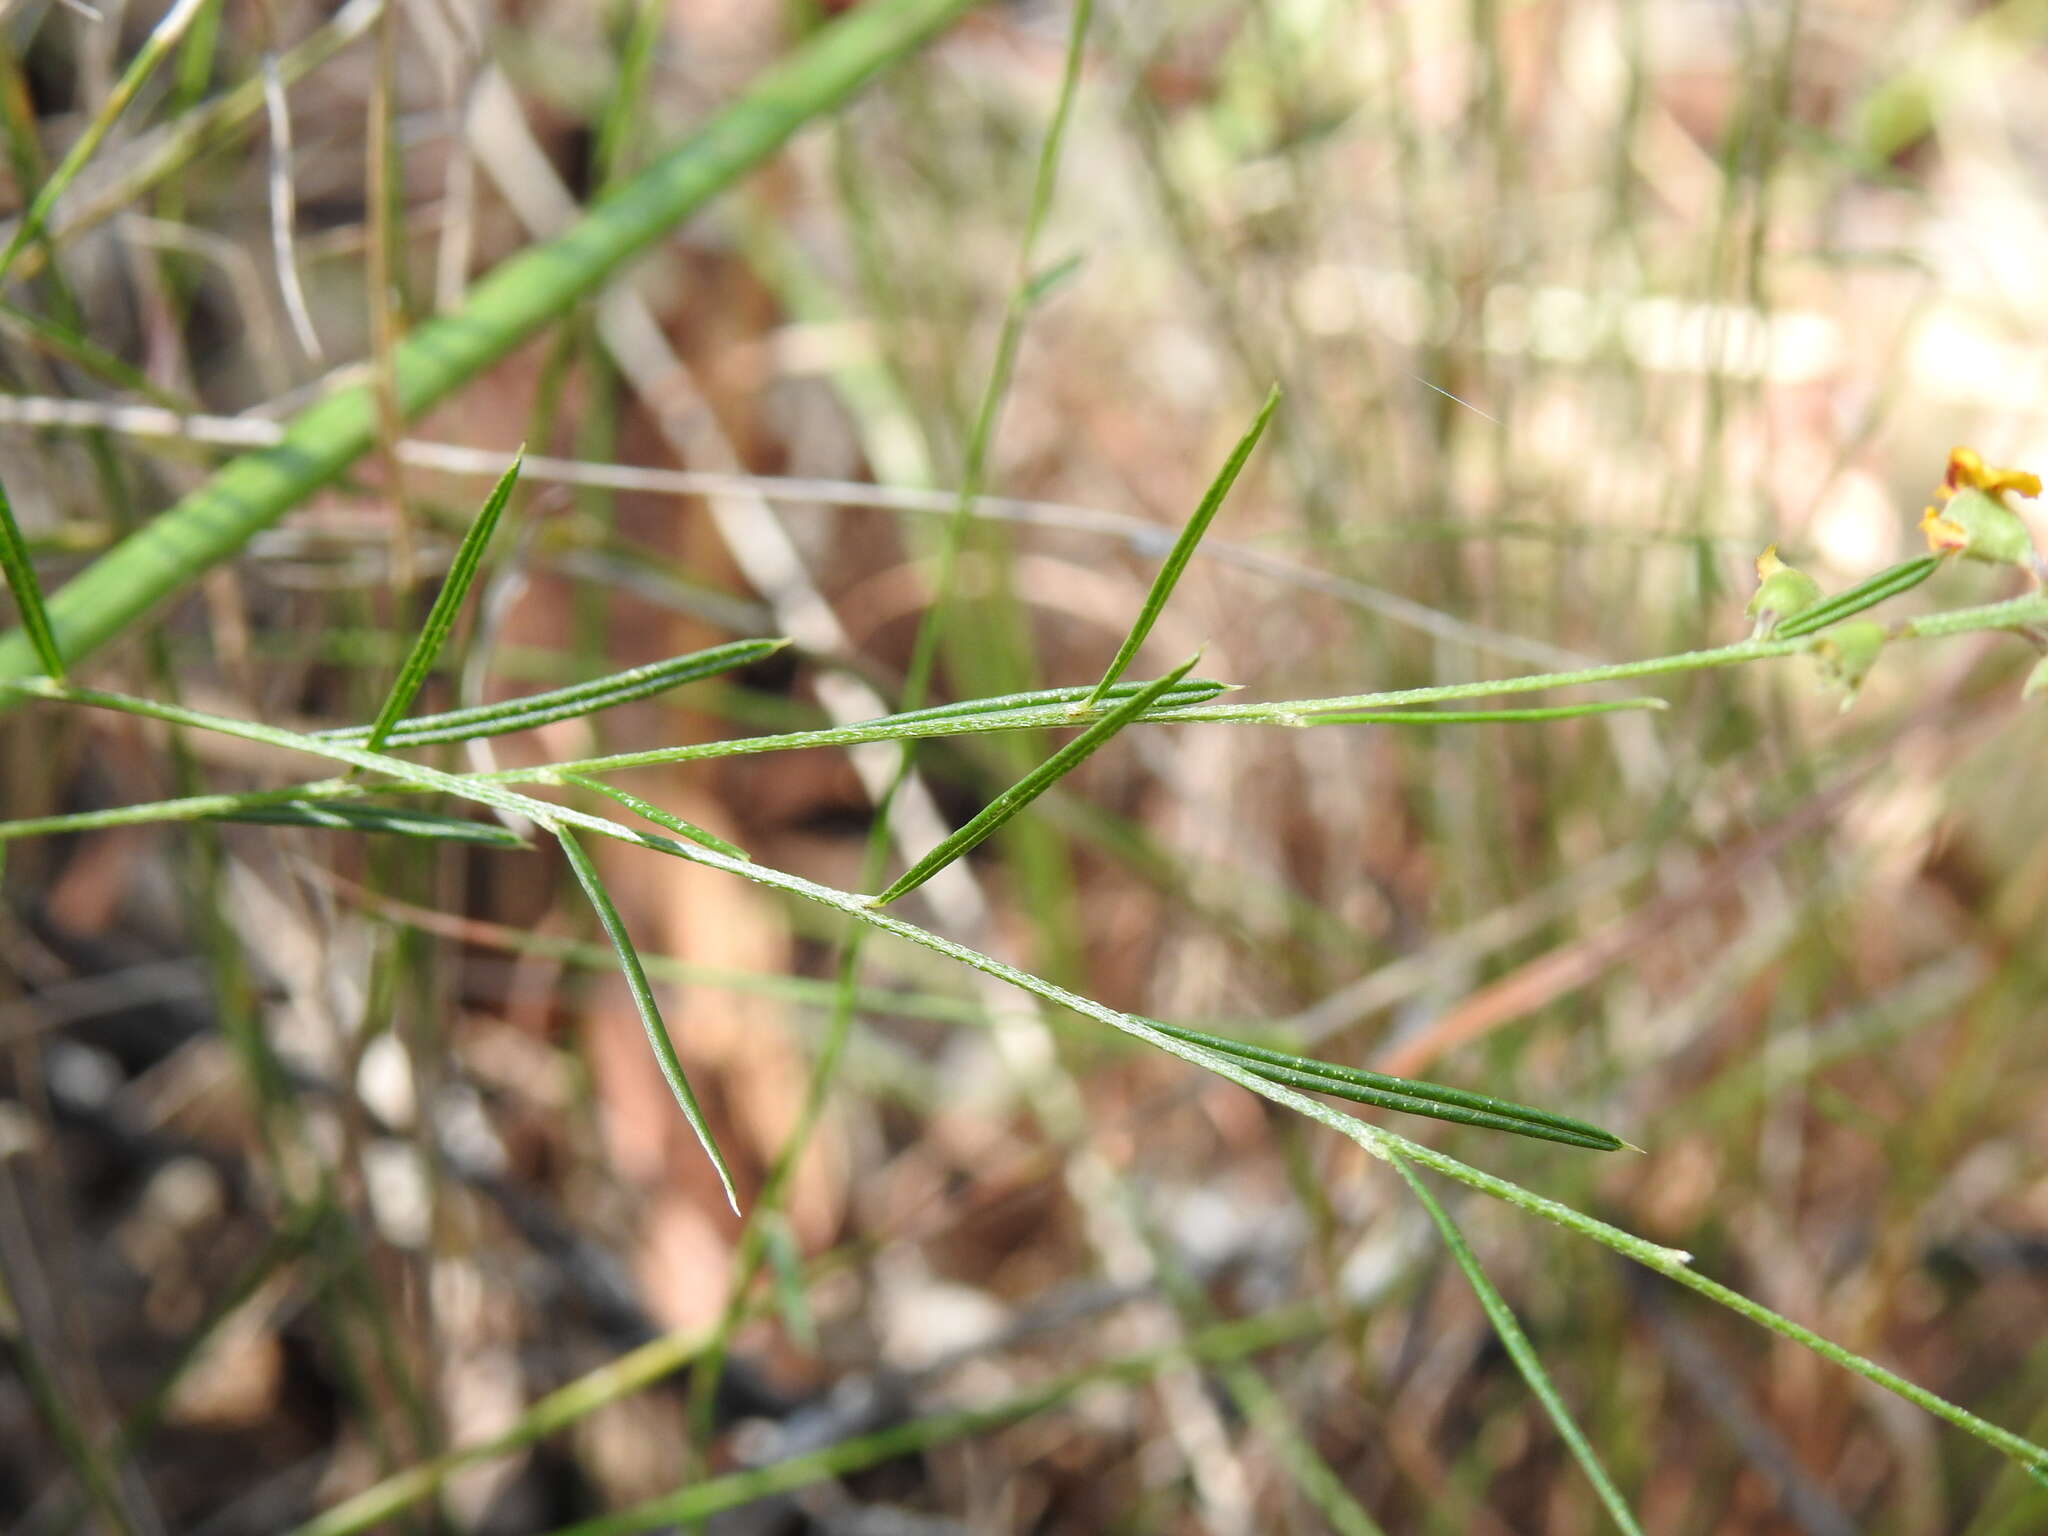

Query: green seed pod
1746;546;1824;638
1808;619;1887;711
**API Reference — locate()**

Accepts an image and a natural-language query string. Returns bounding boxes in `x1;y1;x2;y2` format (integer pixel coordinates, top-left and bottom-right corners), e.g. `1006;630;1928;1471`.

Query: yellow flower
1943;446;2041;501
1920;446;2042;567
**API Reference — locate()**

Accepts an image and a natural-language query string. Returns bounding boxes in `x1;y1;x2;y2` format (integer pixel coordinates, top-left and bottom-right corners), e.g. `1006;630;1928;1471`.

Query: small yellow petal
1983;466;2042;499
1921;505;1968;554
1754;544;1786;579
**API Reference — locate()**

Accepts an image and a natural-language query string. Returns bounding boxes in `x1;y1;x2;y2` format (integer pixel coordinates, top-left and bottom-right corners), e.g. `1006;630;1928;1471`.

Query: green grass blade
0;0;980;691
0;472;62;681
871;654;1202;907
1775;555;1942;638
1084;387;1278;709
560;775;750;861
542;1307;1328;1536
1301;699;1666;726
0;0;213;287
283;1304;1323;1536
556;827;738;1214
1390;1153;1646;1535
1148;1020;1623;1150
281;1324;713;1536
207;800;527;847
361;453;521;751
591;0;668;188
321;638;784;748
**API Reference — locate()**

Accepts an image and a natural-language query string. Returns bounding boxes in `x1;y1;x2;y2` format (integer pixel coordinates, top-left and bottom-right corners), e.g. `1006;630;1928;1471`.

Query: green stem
9;674;2048;1480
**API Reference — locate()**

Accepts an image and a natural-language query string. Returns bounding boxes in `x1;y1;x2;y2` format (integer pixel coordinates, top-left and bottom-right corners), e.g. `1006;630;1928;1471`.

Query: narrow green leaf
0;473;62;681
1301;699;1666;726
560;775;750;861
1390;1154;1647;1535
321;637;784;748
557;827;740;1214
208;800;527;847
872;654;1202;907
1084;387;1278;709
362;452;522;752
1149;1020;1623;1151
1775;555;1941;638
1231;1057;1619;1149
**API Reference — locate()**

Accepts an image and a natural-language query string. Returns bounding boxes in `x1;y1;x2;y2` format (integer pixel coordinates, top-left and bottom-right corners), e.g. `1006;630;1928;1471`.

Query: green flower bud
1808;619;1886;711
1745;546;1824;638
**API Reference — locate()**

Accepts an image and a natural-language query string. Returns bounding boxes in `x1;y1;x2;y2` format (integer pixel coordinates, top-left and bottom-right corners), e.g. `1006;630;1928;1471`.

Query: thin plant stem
6;601;2048;1478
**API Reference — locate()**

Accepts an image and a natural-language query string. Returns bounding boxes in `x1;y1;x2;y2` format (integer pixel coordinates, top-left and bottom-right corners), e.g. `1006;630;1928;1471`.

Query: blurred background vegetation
2;0;2047;1531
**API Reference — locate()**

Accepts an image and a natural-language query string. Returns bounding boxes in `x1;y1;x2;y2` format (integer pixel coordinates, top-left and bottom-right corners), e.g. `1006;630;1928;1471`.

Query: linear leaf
1391;1153;1647;1535
1150;1020;1623;1151
1084;387;1278;708
561;775;750;861
557;827;739;1214
322;637;783;747
209;800;527;847
362;453;521;752
0;473;61;681
873;654;1202;907
1776;555;1941;638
